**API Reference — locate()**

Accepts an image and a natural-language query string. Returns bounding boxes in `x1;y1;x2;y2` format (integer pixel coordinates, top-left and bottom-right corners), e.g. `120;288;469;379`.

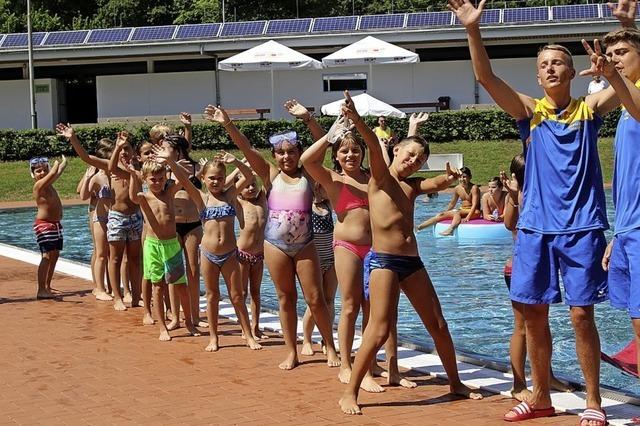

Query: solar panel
453;8;501;25
130;25;176;42
407;11;452;27
220;21;266;37
503;6;549;24
87;28;133;44
42;30;89;46
175;23;221;39
552;4;600;21
359;13;405;30
266;18;312;35
312;16;358;32
1;32;46;48
602;3;640;18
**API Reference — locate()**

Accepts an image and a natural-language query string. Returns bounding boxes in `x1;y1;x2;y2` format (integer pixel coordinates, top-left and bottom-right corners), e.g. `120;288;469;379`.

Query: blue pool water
1;192;638;397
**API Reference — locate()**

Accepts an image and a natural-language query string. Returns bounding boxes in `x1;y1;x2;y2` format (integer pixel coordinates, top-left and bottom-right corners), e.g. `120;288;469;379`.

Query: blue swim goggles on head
29;156;49;168
269;130;298;147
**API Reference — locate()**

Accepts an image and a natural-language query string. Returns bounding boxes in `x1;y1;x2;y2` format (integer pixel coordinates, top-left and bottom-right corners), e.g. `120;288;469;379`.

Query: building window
322;73;367;92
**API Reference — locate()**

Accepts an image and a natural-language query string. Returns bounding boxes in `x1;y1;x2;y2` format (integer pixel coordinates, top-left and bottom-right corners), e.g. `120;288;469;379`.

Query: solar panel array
220;21;266;37
359;13;405;30
312;16;358;32
0;4;630;50
266;18;312;35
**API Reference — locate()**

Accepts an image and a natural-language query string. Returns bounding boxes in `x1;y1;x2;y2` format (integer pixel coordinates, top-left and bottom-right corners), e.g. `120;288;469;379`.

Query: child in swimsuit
338;90;481;415
301;182;338;358
126;147;201;342
170;146;262;352
481;176;506;222
31;155;67;299
204;104;339;370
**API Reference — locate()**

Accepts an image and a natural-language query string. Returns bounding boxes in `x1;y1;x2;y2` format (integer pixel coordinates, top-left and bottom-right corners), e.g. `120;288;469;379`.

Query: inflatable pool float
433;218;512;240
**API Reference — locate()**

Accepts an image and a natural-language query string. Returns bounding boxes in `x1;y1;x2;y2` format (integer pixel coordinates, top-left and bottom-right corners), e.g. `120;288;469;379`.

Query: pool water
1;192;638;397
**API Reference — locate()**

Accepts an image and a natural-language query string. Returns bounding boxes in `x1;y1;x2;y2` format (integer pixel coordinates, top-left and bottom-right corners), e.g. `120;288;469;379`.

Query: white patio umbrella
322;36;419;95
321;93;406;118
219;40;323;116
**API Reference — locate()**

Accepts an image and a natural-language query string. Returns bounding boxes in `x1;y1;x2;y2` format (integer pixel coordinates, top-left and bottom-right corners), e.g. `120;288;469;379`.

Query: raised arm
219;152;254;192
407;112;429;137
300;129;337;188
284;99;325;141
417;162;461;195
107;132;133;179
33;156;66;193
179;112;193;149
204;105;274;183
153;146;205;212
56;123;111;170
449;0;534;120
341;91;388;181
608;0;637;28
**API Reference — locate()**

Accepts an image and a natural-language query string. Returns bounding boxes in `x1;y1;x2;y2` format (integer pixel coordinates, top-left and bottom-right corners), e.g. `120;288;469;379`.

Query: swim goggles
269;130;298;147
29;157;49;168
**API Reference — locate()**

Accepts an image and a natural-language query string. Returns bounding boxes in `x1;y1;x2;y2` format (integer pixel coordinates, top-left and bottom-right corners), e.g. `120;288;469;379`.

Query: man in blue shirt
451;0;636;424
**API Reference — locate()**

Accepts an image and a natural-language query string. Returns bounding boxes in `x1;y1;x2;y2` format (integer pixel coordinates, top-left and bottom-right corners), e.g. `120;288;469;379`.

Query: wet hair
163;134;196;165
460;166;472;178
149;123;173;144
96;138;114;159
331;132;368;173
201;159;226;176
141;160;166;178
396;135;430;158
603;27;640;54
510;154;525;188
537;44;574;67
489;176;503;189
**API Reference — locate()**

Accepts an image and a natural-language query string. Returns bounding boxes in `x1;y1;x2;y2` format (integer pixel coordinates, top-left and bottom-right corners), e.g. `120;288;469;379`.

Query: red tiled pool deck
0;256;579;425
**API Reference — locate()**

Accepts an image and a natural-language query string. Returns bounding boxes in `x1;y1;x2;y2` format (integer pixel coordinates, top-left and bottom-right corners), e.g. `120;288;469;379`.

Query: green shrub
0;108;625;161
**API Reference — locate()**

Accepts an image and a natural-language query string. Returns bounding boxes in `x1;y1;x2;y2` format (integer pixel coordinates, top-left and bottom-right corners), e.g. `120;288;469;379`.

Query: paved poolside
0;255;582;425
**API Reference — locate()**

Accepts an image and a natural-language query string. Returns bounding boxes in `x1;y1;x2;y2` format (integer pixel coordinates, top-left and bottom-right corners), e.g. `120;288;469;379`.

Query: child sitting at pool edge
31;155;68;299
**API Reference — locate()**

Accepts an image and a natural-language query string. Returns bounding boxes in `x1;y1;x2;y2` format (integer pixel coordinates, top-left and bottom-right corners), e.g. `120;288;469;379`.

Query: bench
98;108;273;124
392;96;450;113
419;153;463;172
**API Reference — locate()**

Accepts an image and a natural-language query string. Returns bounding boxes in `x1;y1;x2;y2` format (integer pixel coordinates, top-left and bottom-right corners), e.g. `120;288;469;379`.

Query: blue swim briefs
510;229;608;306
363;250;424;300
607;229;640;318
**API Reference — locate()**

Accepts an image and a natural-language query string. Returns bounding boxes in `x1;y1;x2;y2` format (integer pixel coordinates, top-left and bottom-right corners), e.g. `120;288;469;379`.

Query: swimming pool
1;191;637;397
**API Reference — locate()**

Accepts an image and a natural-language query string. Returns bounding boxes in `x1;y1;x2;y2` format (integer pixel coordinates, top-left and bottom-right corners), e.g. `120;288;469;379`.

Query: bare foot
92;288;98;296
253;329;269;340
360;374;385;393
196;320;209;328
322;343;327;355
551;377;575;393
301;342;314;356
94;291;113;301
166;310;174;321
113;299;127;311
278;353;299;370
159;330;171;341
123;293;132;304
167;319;180;331
510;387;532;402
338;394;361;415
246;337;262;350
450;383;483;400
205;339;219;352
142;313;155;326
326;348;341;367
386;371;417;388
36;289;57;299
439;229;454;236
186;325;202;337
338;367;351;384
132;299;143;308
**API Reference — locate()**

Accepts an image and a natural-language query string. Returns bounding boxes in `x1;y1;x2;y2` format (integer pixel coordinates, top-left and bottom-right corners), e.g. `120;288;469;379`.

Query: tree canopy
0;0;594;33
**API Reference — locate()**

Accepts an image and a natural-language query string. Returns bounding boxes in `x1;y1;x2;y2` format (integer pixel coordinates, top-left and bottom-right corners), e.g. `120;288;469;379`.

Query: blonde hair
141;160;166;178
201;159;226;176
149;123;173;144
604;27;640;53
538;44;574;67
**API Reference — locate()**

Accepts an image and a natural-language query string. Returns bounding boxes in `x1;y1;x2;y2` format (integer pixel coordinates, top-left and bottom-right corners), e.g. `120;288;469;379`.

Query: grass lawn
0;139;615;202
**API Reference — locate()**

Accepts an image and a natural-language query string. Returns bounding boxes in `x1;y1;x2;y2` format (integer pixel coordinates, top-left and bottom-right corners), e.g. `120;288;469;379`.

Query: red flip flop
579;408;608;426
504;401;556;422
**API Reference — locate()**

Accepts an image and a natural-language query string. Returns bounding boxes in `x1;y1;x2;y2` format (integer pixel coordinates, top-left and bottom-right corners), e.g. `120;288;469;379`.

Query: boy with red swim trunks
31;155;68;299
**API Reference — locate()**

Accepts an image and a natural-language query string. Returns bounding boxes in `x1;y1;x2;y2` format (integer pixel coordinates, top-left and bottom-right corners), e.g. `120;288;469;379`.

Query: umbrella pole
369;63;373;96
270;69;275;120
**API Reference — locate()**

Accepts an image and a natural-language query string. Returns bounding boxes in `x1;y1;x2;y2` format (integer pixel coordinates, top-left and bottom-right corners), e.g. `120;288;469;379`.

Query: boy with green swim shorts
123;137;201;342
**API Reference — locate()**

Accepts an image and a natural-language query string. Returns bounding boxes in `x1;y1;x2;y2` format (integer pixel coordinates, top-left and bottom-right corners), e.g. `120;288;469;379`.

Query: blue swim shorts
107;210;143;242
607;229;640;318
510;229;608;306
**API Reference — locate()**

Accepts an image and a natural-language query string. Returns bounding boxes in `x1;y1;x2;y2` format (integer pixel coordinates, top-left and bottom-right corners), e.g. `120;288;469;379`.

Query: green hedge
0;108;623;161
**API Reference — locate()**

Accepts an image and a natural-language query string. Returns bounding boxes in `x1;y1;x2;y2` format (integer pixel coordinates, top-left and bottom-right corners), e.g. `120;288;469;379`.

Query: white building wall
0;79;56;130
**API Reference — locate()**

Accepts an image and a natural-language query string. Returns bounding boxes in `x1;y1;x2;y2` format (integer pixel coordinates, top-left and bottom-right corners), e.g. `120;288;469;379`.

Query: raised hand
85;165;97;177
500;170;519;198
608;0;637;27
340;90;361;123
448;0;486;28
198;157;208;168
60;154;67;168
445;162;461;182
150;144;171;163
409;112;430;128
580;39;615;78
283;99;310;120
179;112;192;126
115;130;130;148
55;123;75;139
215;151;237;164
203;104;230;125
